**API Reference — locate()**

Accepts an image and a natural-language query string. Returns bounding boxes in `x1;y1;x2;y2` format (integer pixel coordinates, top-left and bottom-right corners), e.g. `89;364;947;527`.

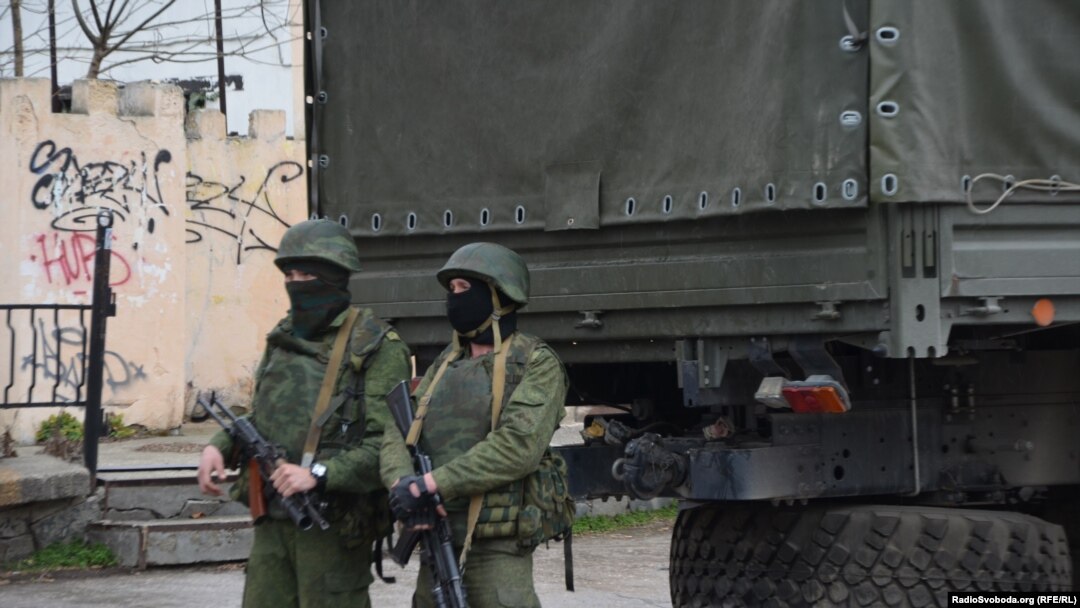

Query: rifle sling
406;285;519;568
405;339;461;447
301;307;360;469
461;308;514;566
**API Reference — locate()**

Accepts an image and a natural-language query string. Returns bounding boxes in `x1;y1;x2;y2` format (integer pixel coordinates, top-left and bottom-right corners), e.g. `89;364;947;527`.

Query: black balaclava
446;278;517;345
282;261;351;339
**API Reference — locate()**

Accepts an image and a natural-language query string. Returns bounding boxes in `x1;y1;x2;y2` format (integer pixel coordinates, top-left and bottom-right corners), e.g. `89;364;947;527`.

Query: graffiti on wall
18;320;147;402
29;140;173;242
185;160;301;264
27;139;301;268
28;232;132;296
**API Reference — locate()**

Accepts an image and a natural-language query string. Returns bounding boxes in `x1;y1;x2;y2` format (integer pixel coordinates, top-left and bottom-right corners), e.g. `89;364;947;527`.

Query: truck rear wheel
670;503;1072;607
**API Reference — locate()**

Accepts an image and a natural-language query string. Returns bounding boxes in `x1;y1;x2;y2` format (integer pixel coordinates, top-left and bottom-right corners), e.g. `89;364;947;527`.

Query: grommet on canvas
876;27;900;46
881;174;899;196
840;111;863;128
876;101;899;118
842;179;858;201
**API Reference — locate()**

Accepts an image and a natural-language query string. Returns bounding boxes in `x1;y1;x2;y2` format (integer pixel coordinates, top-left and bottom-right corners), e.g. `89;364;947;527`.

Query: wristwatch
310;462;328;492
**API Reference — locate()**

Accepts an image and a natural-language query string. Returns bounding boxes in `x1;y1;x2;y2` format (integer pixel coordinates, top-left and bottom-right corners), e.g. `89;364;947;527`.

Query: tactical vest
418;331;574;547
235;306;396;541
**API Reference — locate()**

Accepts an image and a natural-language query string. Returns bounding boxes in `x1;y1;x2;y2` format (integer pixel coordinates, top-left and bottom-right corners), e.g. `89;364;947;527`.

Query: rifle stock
197;392;329;532
248;459;267;522
385;381;468;608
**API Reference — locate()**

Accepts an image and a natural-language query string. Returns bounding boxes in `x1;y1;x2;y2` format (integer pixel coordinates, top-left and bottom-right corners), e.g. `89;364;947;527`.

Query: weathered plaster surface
0;78;306;443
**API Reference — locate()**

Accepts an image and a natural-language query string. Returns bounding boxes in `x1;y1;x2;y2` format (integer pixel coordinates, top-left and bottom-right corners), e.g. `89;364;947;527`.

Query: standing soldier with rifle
381;243;573;608
196;218;411;608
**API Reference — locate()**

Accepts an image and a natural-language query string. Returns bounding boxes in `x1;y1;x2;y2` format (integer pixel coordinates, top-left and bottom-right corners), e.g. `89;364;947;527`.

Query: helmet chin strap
451;283;516;353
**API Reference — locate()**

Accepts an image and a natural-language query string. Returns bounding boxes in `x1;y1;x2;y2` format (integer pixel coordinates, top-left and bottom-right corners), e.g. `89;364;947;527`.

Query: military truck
302;1;1080;605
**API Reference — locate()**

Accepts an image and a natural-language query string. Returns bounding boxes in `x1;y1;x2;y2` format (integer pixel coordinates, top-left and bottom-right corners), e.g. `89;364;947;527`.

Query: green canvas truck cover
308;0;1080;235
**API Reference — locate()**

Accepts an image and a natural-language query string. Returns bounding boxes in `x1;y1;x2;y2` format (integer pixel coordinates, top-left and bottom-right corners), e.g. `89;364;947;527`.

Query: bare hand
270;463;316;498
197;445;226;496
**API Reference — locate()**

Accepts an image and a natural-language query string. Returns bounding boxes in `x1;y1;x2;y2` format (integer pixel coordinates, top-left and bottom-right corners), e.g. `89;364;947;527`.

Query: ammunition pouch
474;449;575;548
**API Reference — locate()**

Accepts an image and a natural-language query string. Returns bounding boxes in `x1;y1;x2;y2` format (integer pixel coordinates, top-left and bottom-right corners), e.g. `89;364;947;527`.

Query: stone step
87;515;253;568
98;471;245;521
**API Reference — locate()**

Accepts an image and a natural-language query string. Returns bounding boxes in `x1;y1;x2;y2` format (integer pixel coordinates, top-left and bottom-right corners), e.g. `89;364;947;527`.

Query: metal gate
1;210;117;483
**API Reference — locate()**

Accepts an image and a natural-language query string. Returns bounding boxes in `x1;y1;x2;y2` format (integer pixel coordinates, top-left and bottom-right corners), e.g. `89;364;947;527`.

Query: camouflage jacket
211;306;411;508
380;331;568;544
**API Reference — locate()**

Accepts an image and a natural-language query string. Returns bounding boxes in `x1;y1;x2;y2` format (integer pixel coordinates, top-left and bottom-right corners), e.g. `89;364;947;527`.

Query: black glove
389;475;436;521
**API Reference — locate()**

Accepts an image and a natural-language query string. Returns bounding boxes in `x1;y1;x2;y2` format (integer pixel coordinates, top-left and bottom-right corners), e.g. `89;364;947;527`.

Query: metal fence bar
4;309;13;404
83;209;116;486
27;309;38;403
52;308;61;405
1;308;97;408
0;304;92;310
78;308;90;404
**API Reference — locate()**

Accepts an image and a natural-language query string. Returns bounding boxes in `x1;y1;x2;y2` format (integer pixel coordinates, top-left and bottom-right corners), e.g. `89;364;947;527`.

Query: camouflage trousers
413;538;539;608
243;518;374;608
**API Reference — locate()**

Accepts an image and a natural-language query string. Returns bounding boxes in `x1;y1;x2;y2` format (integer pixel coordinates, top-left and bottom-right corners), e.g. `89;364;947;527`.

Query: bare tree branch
108;0;133;31
104;0;174;53
70;0;100;44
102;0;116;27
6;1;297;80
88;0;103;32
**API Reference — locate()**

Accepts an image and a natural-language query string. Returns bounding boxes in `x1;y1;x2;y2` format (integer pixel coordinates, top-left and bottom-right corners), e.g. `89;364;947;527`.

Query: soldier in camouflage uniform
197;219;411;608
381;242;569;608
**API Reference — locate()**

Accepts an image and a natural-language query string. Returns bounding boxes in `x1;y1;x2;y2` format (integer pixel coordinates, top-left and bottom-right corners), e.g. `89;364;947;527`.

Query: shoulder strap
406;337;463;447
300;307;360;468
462;332;519;566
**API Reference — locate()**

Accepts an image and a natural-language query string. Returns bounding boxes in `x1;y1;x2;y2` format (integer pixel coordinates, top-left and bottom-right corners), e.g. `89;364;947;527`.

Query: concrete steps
88;515;252;568
88;472;252;568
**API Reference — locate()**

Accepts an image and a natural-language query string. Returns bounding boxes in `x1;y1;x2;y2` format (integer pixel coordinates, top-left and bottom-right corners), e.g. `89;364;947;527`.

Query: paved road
0;520;673;608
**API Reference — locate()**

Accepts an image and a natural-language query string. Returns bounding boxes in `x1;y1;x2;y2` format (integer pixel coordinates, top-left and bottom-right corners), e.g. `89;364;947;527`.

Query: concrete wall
184;109;306;417
0;78;306;444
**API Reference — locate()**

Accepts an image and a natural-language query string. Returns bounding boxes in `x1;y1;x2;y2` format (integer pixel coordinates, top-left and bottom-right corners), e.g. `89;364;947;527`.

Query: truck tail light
755;375;852;413
781;385;850;413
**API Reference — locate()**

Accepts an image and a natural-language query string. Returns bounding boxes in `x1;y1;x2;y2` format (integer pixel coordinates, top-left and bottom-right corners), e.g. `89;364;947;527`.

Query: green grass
573;503;679;535
5;540;117;572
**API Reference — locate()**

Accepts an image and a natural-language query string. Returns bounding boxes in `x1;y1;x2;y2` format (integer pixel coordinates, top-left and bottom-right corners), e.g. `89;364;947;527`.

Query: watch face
311;463;327;477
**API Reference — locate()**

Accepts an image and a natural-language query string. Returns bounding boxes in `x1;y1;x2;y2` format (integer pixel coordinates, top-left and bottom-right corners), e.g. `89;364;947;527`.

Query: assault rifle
386;381;468;608
197;392;329;531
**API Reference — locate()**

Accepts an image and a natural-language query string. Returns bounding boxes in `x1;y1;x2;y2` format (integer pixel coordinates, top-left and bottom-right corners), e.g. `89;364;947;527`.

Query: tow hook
612;433;688;500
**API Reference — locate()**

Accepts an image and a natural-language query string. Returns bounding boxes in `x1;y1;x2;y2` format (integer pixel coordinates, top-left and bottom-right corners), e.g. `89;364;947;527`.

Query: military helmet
274;219;362;273
437;242;530;307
